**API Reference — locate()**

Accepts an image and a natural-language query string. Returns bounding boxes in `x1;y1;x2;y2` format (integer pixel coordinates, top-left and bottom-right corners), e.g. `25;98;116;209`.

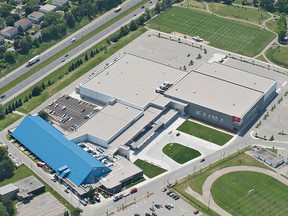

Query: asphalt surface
0;0;155;104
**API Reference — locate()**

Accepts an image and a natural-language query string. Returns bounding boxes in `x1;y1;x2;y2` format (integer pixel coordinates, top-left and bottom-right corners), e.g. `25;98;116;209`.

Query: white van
71;38;76;42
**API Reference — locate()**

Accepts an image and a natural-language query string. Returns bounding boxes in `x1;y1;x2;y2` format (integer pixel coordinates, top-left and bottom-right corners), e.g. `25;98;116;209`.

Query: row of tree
278;14;287;41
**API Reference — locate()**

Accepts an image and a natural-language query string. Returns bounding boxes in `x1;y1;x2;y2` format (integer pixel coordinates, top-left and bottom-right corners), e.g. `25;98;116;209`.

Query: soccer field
148;7;275;56
211;171;288;216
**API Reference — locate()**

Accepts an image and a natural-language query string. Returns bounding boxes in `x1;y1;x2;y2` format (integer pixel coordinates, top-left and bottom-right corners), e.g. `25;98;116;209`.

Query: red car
130;187;138;194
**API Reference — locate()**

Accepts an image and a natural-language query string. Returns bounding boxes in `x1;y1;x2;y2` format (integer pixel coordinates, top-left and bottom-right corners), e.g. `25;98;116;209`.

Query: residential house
52;0;69;8
39;4;57;13
0;27;18;39
14;19;32;31
28;11;45;24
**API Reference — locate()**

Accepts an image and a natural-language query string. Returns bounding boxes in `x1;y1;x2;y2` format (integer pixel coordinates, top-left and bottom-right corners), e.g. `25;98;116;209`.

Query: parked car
194;210;199;214
162;187;167;192
200;158;205;162
130;187;138;194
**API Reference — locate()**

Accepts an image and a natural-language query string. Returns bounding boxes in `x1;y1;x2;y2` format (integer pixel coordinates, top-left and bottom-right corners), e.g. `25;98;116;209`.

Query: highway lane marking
277;88;281;93
282;81;287;87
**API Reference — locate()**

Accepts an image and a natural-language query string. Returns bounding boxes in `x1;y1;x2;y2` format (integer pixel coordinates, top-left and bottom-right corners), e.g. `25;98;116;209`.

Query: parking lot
44;95;101;131
113;187;199;216
17;192;67;216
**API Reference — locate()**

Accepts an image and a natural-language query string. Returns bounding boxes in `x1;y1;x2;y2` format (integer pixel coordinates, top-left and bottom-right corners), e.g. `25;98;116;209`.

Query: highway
0;0;153;104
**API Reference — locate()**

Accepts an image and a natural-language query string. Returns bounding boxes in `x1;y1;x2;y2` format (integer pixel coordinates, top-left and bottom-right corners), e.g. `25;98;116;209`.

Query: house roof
12;116;111;186
1;26;18;35
14;19;32;26
28;11;45;19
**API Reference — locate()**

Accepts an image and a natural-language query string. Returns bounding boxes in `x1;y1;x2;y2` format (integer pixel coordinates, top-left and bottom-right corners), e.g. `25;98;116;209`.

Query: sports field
211;171;288;216
147;7;275;56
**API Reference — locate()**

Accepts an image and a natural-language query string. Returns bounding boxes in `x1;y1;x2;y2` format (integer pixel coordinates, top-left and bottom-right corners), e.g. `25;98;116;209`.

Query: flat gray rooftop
80;54;186;108
67;102;142;142
14;176;44;197
99;157;142;189
0;183;19;195
166;69;263;117
197;62;276;93
108;106;162;152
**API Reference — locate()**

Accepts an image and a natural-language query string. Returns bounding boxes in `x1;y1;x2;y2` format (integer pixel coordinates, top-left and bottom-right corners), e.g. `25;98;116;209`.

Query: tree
0;4;13;18
38;110;48;120
0;159;14;181
2;198;14;216
276;0;288;13
277;14;286;42
0;147;8;161
0;204;9;216
41;82;45;90
0;18;5;30
64;210;69;216
5;16;14;27
129;20;138;31
70;208;83;216
260;0;275;12
90;50;94;58
85;53;88;61
18;98;22;107
32;86;42;96
138;14;146;26
4;51;15;64
155;2;161;13
64;12;75;28
19;38;31;54
7;104;12;114
24;5;33;16
223;0;234;4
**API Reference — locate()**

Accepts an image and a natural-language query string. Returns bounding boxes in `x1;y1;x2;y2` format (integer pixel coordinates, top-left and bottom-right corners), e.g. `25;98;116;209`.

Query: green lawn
162;143;201;164
134;159;167;178
0;113;22;131
256;55;268;62
266;18;279;33
181;0;206;10
147;7;275;56
211;171;288;216
265;46;288;69
177;120;232;146
207;3;270;24
0;165;33;187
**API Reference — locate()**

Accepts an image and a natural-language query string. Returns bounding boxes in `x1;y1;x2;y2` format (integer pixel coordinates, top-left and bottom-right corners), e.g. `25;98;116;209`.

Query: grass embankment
0;0;149;95
162;143;201;164
134;159;167;178
207;3;270;24
177;120;232;146
181;0;206;10
265;46;288;69
147;7;275;56
212;171;288;215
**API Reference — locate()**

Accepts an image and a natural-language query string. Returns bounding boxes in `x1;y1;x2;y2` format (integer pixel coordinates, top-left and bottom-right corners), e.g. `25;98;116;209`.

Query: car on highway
134;13;137;16
61;59;65;62
71;37;76;42
65;54;69;57
200;158;205;162
0;94;5;99
141;5;145;9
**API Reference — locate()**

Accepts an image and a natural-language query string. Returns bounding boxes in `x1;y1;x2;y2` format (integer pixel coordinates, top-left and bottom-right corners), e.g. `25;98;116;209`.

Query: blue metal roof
12;116;111;186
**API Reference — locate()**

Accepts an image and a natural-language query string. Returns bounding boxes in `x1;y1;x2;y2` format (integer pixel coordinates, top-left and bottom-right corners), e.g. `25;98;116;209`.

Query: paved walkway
185;166;288;216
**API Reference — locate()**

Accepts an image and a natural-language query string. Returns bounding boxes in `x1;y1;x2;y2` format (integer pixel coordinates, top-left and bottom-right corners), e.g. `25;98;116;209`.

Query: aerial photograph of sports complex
1;0;288;215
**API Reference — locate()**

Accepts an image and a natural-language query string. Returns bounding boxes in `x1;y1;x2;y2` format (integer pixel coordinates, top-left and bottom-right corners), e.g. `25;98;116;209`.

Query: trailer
114;6;121;13
26;55;40;67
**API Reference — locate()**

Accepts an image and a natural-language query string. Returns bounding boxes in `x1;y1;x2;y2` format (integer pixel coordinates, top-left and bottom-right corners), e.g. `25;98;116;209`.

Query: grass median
0;0;149;95
134;159;167;178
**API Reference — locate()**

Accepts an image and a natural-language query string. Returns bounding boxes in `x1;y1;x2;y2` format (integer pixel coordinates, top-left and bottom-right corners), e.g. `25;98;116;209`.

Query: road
0;0;154;104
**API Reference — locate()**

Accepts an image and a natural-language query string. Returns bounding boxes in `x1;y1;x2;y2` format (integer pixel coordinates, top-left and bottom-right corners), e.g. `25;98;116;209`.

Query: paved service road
0;0;154;104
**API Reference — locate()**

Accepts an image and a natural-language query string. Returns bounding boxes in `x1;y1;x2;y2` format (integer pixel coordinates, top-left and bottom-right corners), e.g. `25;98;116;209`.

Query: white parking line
282;81;287;87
